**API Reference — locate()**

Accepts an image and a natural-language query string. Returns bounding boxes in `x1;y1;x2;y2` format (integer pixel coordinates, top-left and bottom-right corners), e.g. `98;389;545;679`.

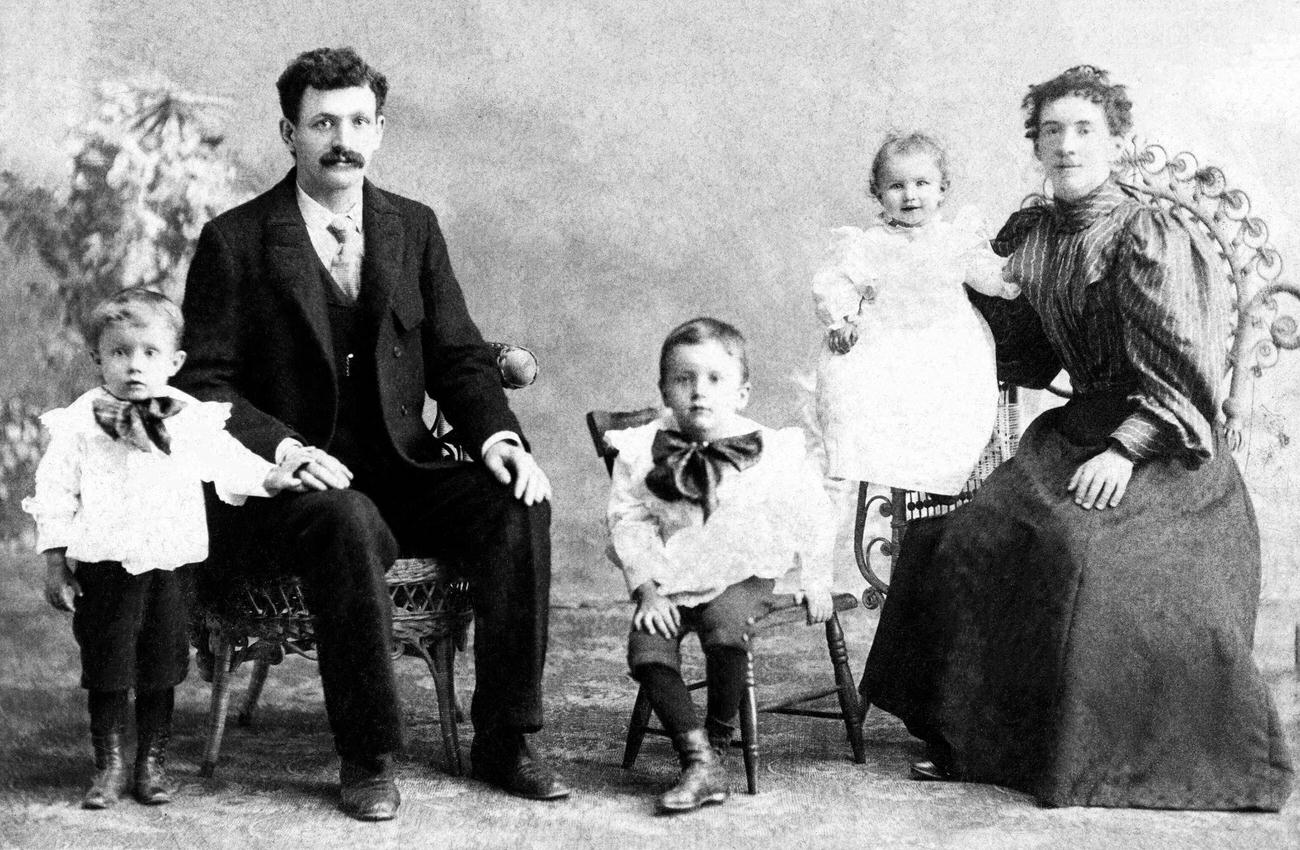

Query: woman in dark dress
860;65;1293;810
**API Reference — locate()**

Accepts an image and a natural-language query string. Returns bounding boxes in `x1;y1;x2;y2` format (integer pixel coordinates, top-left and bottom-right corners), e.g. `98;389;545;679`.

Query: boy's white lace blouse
605;414;834;608
22;386;274;574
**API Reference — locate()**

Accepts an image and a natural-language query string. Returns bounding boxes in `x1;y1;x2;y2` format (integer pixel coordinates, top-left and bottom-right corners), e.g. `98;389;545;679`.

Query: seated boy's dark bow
92;394;185;454
645;429;763;520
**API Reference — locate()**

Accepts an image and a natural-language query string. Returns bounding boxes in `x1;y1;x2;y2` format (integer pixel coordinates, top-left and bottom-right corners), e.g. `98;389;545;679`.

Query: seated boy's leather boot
657;729;728;814
705;717;735;766
133;730;173;805
83;732;128;809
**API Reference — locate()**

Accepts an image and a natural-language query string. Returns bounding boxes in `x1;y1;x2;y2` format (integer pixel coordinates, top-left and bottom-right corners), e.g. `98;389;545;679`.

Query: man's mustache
320;147;366;167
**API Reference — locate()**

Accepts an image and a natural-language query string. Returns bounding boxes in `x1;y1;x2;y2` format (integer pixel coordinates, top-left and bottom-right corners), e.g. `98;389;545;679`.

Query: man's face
280;85;385;202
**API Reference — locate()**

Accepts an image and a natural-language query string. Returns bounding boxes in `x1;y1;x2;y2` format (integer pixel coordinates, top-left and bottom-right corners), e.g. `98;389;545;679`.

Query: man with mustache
176;47;568;821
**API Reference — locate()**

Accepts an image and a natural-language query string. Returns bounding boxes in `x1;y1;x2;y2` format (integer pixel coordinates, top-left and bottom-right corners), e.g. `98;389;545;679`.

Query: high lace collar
1050;179;1127;233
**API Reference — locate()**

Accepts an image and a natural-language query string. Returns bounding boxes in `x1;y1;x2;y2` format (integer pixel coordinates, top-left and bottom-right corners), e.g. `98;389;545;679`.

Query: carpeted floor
0;550;1297;850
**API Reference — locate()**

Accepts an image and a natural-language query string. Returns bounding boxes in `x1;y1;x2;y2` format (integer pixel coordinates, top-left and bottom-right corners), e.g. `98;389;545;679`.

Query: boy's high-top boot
83;731;129;809
83;690;129;810
133;689;174;805
657;728;728;814
705;717;736;766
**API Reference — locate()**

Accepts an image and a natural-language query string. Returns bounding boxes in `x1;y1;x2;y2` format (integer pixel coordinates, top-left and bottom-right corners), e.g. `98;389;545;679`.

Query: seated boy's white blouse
606;414;834;607
810;208;1017;330
22;386;274;574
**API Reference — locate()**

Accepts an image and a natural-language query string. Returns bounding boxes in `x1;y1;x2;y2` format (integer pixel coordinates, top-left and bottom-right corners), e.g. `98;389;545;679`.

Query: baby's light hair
659;317;750;384
868;131;952;198
83;287;184;352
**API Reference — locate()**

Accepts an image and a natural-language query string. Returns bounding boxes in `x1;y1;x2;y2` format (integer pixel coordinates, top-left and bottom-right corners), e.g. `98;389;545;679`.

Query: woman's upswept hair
868;131;951;197
1021;65;1132;140
659;317;750;384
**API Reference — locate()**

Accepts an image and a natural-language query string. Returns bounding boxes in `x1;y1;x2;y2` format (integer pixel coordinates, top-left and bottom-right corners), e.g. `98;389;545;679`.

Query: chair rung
756;686;839;711
760;708;846;720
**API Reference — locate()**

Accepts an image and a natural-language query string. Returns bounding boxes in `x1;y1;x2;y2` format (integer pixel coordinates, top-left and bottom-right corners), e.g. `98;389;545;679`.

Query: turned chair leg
621;685;654;769
825;613;866;763
740;650;759;795
200;634;235;778
427;634;463;776
237;658;271;728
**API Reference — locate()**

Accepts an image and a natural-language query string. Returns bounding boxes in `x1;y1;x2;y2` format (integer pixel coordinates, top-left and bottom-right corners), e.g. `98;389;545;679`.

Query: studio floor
1;551;1297;850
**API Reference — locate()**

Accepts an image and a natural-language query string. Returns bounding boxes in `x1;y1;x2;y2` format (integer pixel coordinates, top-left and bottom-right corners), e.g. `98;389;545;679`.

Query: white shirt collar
294;183;363;232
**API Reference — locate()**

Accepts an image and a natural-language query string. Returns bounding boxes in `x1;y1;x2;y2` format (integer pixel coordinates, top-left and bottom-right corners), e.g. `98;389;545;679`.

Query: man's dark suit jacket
177;170;521;469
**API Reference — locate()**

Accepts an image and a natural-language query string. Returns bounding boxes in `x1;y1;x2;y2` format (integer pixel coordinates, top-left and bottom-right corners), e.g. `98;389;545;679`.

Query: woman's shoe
909;759;955;781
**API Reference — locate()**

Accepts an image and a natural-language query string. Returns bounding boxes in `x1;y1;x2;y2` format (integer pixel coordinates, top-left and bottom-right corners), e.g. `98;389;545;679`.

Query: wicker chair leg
237;658;271;728
199;634;235;778
825;614;866;763
621;685;654;769
740;651;759;794
427;635;463;776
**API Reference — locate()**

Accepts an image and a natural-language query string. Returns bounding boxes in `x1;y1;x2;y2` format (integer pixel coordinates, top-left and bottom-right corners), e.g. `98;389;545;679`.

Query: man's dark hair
277;47;389;123
659;317;750;384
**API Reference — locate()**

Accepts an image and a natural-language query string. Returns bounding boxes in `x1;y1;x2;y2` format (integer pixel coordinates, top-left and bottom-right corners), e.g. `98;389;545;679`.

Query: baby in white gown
812;132;1019;496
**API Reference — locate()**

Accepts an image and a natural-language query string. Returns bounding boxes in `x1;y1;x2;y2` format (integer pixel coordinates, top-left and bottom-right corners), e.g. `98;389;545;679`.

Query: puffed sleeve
21;408;83;553
952;206;1018;299
181;401;275;505
770;428;835;597
1109;207;1230;464
968;208;1062;387
812;227;876;329
605;426;674;598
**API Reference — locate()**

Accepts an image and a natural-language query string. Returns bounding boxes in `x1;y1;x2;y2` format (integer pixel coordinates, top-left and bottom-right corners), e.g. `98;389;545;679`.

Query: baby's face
660;341;750;441
94;319;186;401
874;151;945;227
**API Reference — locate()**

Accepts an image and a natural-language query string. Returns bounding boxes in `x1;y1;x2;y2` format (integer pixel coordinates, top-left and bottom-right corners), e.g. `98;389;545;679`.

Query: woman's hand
828;324;859;354
1067;447;1133;510
632;581;680;638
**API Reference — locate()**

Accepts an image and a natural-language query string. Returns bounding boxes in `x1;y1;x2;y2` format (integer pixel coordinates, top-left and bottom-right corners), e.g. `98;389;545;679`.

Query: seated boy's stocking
631;663;699;736
703;646;746;747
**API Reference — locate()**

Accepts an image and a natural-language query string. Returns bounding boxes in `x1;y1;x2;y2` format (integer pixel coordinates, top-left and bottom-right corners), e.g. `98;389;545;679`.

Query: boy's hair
83;287;184;351
658;317;750;383
276;46;389;123
869;131;952;197
1021;64;1132;140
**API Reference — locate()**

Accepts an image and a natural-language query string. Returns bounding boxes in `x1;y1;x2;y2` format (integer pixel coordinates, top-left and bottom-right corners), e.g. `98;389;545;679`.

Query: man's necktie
644;429;763;521
326;215;362;300
91;394;186;454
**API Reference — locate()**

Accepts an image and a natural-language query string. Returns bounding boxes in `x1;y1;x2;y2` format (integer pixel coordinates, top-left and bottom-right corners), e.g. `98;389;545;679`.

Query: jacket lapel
359;179;407;329
263;171;336;383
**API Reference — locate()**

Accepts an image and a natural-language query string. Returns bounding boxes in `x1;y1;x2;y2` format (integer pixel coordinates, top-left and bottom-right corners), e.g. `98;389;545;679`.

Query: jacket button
399;404;410;416
392;345;402;358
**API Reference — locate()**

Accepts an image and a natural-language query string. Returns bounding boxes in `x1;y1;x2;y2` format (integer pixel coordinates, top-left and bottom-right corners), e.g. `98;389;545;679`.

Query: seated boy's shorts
627;576;777;671
71;562;193;692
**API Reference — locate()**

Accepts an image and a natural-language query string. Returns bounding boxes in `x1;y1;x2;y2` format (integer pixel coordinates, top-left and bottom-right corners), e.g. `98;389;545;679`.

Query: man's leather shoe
340;756;400;821
909;759;955;781
470;735;571;801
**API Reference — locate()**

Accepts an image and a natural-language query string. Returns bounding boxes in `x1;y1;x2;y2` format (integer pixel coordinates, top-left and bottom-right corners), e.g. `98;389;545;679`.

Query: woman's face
1034;95;1122;200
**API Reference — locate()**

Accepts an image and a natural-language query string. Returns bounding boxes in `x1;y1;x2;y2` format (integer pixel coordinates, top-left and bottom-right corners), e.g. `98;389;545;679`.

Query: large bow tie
644;429;763;520
91;393;186;454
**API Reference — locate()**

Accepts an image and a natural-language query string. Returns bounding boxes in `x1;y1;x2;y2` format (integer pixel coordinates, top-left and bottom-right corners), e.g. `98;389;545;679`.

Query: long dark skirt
861;392;1293;810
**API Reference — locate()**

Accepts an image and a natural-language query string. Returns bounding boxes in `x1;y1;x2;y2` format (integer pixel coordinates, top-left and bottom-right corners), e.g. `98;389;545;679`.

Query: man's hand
44;549;80;612
802;591;834;625
483;441;552;505
283;446;353;491
828;324;859;354
632;581;680;638
264;460;310;495
1067;446;1134;510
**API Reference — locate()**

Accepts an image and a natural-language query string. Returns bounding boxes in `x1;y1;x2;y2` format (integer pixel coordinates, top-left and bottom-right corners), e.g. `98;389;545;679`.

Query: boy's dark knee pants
72;562;191;692
626;576;777;672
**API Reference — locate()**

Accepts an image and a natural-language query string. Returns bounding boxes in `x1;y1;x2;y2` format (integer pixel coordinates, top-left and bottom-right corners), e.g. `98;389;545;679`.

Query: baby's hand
43;549;80;612
264;461;308;496
632;581;681;638
828;325;859;354
803;591;834;625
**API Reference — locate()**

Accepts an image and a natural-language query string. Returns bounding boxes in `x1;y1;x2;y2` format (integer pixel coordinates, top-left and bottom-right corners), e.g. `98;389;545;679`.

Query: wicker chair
587;407;865;795
193;342;535;778
853;140;1300;671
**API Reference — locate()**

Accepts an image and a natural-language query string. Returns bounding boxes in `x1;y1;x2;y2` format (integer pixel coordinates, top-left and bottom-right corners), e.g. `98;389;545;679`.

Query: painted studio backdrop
3;0;1299;601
